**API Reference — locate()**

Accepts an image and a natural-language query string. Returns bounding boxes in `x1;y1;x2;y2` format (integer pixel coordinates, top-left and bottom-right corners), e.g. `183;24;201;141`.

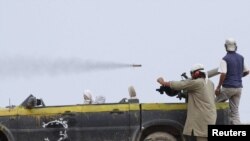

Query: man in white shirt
215;38;249;124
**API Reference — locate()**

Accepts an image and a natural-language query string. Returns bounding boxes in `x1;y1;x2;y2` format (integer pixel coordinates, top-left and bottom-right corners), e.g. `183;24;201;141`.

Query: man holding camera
157;64;216;141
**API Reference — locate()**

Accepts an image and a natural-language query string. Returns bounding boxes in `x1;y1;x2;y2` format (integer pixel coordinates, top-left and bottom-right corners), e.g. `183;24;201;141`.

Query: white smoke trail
0;56;131;78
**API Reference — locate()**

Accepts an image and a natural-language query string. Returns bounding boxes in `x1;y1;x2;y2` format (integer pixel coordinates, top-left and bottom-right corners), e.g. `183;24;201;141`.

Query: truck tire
143;131;177;141
0;124;15;141
0;131;8;141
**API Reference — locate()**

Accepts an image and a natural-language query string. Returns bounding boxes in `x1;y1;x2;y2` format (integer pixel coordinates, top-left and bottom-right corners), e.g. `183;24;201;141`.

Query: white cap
225;38;237;51
190;63;206;73
190;63;208;83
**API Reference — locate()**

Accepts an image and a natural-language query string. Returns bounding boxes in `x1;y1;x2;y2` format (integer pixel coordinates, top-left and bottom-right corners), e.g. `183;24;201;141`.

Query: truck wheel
0;124;15;141
0;131;8;141
143;131;177;141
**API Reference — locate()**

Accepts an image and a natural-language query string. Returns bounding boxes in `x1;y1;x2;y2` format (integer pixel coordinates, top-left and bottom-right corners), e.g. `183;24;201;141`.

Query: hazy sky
1;0;250;122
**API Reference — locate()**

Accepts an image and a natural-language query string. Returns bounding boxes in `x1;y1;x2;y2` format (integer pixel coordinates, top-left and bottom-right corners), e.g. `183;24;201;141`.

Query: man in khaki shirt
157;64;217;141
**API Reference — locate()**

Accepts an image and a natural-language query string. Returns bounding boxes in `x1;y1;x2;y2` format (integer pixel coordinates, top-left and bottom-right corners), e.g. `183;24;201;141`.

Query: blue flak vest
222;52;244;88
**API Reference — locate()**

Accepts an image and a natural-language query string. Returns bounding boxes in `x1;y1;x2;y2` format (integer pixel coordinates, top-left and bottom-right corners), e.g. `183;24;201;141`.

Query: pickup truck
0;94;229;141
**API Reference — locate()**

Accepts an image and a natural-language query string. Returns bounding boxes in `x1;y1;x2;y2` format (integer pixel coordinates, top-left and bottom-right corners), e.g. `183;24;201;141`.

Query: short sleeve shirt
218;60;249;73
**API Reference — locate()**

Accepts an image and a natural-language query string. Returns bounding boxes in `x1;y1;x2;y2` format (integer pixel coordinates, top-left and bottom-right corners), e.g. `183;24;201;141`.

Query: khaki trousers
215;87;242;125
196;137;207;141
